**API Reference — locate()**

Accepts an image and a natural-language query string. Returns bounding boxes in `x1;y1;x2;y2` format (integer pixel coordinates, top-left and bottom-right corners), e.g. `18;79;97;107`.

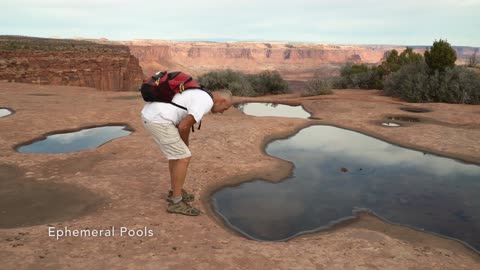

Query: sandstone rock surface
0;82;479;269
0;36;144;91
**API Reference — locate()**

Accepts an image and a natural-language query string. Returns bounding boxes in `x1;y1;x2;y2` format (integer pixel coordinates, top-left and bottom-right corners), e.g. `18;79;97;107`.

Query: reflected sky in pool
0;108;13;118
381;122;401;127
17;126;132;154
212;125;480;250
236;103;311;119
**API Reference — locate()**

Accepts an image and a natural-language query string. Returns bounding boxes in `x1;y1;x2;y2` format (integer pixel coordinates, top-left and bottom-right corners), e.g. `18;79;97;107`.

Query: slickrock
0;36;144;91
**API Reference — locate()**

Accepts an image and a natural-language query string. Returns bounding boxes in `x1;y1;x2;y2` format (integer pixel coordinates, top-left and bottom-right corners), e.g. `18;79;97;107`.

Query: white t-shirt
141;89;214;126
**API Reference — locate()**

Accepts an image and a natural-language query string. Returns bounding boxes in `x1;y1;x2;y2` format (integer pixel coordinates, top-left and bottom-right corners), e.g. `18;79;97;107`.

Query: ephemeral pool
213;103;480;251
236;102;311;119
16;125;133;154
0;108;13;118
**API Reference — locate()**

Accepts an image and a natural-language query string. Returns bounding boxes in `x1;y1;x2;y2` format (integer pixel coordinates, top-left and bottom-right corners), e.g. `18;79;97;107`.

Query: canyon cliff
122;40;478;80
123;40;386;80
0;36;143;91
1;36;476;90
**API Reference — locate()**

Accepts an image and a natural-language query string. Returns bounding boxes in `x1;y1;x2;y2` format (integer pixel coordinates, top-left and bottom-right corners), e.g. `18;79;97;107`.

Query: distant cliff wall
0;36;144;91
125;41;385;80
123;40;478;80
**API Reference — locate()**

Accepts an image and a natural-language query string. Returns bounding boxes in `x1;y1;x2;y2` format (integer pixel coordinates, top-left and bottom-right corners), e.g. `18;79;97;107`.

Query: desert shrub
302;78;333;96
197;69;242;90
197;69;291;96
380;48;424;74
384;63;431;102
424;39;457;72
468;50;478;68
334;63;383;89
247;70;290;95
334;48;424;90
384;62;480;104
226;76;256;97
340;63;369;76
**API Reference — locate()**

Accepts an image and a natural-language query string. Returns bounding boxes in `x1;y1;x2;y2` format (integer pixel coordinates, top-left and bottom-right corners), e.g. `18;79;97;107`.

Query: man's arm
177;114;196;146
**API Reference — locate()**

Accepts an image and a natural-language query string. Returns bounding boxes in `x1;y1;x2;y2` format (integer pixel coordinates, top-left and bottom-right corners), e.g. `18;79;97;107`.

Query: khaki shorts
142;117;192;160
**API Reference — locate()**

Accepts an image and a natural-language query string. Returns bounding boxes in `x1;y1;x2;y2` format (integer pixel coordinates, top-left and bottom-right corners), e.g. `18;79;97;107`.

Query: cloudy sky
0;0;479;46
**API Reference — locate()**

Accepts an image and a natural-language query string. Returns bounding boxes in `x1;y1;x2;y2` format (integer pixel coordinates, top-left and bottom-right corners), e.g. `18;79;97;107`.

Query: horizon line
1;34;479;48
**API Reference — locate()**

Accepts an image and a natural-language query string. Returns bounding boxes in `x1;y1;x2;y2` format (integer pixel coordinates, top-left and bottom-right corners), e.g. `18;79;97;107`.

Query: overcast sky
1;0;479;46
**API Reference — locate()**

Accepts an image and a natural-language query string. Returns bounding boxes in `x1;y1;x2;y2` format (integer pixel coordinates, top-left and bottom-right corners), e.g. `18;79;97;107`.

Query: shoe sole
166;197;194;204
166;207;200;216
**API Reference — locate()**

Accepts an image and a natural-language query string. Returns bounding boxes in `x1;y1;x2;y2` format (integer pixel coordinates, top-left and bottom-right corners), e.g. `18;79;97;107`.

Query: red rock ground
0;82;479;269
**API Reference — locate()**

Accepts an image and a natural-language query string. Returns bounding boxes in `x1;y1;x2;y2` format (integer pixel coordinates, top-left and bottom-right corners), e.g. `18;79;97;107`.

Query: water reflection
212;125;480;250
0;108;13;118
17;125;132;154
236;103;311;119
381;122;401;127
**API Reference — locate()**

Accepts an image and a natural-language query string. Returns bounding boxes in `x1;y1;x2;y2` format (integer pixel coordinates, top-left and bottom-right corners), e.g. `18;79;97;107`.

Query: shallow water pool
17;125;133;154
213;104;480;251
0;108;13;118
236;103;311;119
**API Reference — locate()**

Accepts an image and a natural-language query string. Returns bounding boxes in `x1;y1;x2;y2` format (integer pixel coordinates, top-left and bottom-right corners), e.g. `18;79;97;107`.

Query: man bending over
141;89;233;216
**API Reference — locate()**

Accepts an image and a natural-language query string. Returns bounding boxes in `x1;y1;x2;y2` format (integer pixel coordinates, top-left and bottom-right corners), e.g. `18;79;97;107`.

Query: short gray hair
214;89;233;103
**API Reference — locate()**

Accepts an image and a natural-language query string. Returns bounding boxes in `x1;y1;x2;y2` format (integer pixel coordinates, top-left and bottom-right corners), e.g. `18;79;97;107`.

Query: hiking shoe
167;200;201;216
167;188;195;203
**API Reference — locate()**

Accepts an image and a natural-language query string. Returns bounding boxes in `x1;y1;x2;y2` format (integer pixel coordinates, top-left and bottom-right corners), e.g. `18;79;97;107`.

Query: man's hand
177;114;196;146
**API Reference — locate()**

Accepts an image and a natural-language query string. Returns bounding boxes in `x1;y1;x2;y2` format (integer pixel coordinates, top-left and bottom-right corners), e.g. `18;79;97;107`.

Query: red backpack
139;71;212;106
139;71;213;132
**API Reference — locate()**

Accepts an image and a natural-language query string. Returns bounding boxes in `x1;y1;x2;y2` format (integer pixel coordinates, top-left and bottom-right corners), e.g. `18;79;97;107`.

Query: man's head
211;90;233;114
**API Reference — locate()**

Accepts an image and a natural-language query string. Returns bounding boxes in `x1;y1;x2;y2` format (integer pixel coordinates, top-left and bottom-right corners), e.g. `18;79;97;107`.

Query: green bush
302;78;333;96
384;62;480;104
334;48;423;90
197;69;291;96
334;63;383;89
196;69;241;90
341;63;369;76
468;50;478;68
226;77;256;97
424;39;457;72
384;63;430;102
247;70;290;95
380;47;424;74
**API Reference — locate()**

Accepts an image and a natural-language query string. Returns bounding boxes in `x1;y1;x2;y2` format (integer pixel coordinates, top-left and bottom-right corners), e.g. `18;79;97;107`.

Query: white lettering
48;227;56;239
47;226;154;239
57;228;64;240
64;227;71;237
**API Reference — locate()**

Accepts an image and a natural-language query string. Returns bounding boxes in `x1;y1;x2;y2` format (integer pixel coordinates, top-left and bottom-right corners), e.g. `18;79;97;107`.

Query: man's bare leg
168;157;192;199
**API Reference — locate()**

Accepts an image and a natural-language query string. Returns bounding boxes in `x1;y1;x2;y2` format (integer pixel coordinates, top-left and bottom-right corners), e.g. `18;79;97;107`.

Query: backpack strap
170;87;213;133
170;101;197;133
170;101;187;111
197;85;214;100
152;71;167;81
